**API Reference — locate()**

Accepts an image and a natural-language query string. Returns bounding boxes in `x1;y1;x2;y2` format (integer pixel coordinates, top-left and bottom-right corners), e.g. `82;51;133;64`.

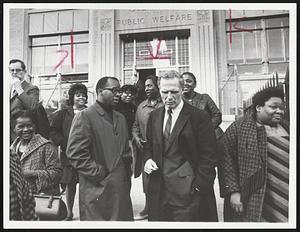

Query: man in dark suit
144;70;219;221
9;59;40;143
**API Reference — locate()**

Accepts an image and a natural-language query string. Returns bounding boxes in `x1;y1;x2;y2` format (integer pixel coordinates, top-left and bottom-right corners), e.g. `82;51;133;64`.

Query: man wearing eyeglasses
66;76;134;221
9;59;40;143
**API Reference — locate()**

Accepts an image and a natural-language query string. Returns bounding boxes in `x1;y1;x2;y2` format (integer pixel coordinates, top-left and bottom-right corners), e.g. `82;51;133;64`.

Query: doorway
137;68;156;83
134;69;156;105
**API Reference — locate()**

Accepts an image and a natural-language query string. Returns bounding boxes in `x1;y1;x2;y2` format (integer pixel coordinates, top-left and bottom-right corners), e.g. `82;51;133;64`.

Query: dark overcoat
49;107;75;166
66;102;133;221
144;103;219;221
10;81;39;142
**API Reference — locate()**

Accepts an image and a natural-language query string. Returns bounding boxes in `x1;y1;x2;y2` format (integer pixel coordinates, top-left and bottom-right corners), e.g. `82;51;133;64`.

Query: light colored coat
66;102;133;221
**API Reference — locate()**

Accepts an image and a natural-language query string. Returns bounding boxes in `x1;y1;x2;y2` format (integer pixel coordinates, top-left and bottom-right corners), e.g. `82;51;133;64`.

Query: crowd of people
9;59;290;222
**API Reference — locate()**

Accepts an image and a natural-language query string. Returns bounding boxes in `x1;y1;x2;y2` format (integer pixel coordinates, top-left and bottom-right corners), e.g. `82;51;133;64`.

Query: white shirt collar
163;100;184;134
165;99;184;115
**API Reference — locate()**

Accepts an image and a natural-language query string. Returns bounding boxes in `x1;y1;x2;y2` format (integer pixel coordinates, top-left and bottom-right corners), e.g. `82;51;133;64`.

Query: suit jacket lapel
165;103;189;153
152;107;164;148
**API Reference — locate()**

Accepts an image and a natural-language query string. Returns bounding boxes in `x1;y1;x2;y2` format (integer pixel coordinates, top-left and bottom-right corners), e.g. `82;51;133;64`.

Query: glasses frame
9;68;24;73
103;87;121;94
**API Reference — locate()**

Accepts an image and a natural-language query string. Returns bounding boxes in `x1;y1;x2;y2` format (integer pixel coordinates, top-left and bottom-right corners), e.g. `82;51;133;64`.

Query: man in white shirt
144;70;219;221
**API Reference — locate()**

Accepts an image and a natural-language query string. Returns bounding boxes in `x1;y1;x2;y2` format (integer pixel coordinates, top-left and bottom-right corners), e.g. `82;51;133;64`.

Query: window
29;10;89;82
122;32;190;84
266;17;289;62
31;33;89;81
226;19;262;64
226;16;289;65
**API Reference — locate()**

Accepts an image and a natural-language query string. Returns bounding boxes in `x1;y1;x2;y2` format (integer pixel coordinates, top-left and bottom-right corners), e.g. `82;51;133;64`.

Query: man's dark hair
145;75;159;89
95;76;119;95
120;84;137;95
181;72;196;84
9;59;26;70
252;87;284;115
68;83;88;106
14;110;36;128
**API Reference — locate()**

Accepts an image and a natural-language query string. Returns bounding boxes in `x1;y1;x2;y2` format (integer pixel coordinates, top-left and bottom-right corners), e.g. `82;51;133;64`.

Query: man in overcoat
144;70;218;221
66;76;134;221
10;59;39;143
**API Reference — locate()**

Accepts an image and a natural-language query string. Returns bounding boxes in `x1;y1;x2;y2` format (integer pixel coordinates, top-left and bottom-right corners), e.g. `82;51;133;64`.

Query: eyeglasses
103;87;121;94
9;68;23;73
122;91;134;96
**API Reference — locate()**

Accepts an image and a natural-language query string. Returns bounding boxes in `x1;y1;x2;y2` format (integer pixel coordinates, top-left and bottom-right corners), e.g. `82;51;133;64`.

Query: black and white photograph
3;3;297;229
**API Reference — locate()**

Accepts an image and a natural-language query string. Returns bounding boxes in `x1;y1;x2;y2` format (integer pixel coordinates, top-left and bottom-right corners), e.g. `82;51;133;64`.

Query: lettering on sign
116;13;193;27
116;18;145;26
151;13;192;23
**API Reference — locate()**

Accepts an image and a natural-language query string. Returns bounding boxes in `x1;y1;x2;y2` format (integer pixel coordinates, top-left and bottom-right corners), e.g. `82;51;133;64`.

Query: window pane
74;10;89;31
44;12;58;33
178;37;189;65
124;70;133;85
284;28;289;59
29;13;43;35
227;32;243;61
136;40;153;67
32;47;45;75
61;45;72;73
244;30;262;62
61;33;89;44
45;46;60;74
267;29;284;61
266;17;289;28
164;39;175;66
124;41;134;68
32;36;58;46
75;43;88;72
58;11;73;32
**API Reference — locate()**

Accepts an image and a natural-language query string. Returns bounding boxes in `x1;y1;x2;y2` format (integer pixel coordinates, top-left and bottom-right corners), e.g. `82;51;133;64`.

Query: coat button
195;187;200;192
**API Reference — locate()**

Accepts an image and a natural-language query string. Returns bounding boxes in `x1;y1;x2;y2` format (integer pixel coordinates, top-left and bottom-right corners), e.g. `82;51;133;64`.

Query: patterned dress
261;126;289;222
10;152;37;220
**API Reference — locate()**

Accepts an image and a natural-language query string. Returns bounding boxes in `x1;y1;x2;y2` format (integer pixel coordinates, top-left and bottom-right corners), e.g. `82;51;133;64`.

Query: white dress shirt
163;100;184;134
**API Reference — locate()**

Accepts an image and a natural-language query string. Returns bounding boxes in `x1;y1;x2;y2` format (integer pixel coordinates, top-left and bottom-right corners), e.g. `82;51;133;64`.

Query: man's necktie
163;109;172;140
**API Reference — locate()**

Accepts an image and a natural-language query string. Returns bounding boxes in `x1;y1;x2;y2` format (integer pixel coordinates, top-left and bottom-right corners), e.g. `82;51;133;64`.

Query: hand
12;77;22;88
144;159;158;174
230;192;244;214
11;78;23;94
134;136;146;150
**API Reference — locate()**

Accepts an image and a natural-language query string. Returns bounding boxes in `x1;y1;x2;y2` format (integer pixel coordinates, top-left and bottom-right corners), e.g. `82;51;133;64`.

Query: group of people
9;59;289;223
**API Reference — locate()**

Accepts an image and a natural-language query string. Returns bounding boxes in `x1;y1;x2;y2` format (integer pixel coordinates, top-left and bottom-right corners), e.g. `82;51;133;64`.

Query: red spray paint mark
53;29;75;71
70;29;74;69
53;49;69;71
228;8;254;47
144;38;171;60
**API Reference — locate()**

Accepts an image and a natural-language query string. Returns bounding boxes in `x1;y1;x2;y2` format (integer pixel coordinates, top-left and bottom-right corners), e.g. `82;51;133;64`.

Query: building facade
9;8;289;117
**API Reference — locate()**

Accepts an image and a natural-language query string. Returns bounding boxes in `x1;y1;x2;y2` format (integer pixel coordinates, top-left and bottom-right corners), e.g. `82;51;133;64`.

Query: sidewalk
63;174;224;222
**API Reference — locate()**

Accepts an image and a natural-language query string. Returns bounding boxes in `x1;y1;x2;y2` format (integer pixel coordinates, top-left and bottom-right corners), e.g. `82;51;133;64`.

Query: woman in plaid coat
10;110;62;195
10;150;37;220
221;87;289;222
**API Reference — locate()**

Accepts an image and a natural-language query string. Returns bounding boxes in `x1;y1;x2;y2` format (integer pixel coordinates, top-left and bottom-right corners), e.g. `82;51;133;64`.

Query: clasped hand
144;159;158;174
230;192;244;214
